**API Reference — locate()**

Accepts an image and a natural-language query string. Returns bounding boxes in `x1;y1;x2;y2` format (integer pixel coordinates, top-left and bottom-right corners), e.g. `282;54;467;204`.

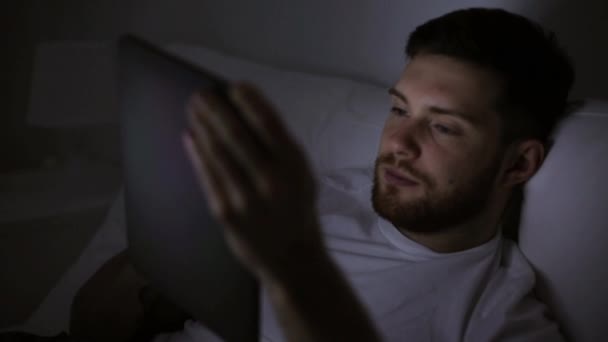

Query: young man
72;7;574;342
177;7;574;341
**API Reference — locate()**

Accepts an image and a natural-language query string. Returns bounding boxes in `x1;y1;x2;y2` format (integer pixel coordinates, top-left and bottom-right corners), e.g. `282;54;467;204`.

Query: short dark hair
406;8;575;145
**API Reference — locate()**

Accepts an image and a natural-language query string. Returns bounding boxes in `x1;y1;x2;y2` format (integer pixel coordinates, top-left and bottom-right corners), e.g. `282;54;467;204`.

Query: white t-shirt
153;167;564;342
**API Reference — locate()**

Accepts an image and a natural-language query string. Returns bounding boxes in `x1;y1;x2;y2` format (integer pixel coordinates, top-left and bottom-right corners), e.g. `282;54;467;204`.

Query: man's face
372;53;506;233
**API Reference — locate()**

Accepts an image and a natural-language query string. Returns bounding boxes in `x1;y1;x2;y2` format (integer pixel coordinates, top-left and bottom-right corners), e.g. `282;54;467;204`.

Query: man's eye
391;107;408;116
433;124;455;135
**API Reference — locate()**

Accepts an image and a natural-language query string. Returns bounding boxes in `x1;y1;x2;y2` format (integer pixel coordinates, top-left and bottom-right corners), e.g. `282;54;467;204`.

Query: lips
384;167;419;187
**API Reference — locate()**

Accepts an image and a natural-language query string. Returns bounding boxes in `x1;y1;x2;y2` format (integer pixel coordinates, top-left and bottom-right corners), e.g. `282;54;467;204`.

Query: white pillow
313;83;387;171
168;44;361;174
518;101;608;342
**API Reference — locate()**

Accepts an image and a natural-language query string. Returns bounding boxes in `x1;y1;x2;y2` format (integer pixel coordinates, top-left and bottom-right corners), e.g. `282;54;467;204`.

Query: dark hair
406;8;575;145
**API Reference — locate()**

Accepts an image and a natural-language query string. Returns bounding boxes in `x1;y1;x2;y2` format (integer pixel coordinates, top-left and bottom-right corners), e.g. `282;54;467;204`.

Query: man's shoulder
466;239;539;313
462;239;565;341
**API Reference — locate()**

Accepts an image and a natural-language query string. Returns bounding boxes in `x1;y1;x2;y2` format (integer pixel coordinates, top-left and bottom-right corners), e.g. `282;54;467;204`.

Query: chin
372;173;444;233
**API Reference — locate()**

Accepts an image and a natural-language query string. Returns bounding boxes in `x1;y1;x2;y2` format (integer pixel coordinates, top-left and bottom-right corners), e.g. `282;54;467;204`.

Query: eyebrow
388;87;478;124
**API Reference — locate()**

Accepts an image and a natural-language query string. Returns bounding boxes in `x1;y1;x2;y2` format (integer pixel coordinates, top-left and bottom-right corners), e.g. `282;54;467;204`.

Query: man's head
372;8;574;243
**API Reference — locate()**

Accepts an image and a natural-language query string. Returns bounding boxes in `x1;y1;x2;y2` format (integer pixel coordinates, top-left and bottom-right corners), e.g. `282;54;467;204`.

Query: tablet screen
117;35;259;342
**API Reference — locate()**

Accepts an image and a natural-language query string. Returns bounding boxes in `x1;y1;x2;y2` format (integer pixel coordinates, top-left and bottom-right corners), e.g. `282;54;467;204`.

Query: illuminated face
372;54;505;233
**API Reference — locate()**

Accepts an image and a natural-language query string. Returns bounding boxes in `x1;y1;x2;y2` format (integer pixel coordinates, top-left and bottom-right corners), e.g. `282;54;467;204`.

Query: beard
371;153;501;234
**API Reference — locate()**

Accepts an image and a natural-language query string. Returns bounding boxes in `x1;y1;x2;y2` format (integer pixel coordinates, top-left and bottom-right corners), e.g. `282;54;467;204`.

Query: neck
398;207;503;253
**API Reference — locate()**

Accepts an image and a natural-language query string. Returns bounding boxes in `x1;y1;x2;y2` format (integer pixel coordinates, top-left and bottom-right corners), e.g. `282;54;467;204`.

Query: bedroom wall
124;0;608;101
19;0;608;114
6;0;605;170
2;1;36;173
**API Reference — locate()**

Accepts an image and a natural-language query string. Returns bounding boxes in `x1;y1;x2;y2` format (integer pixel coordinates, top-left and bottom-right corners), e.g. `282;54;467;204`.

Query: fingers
185;101;249;221
197;90;271;173
187;85;281;194
181;84;322;276
183;83;308;223
229;83;298;155
181;132;223;215
228;83;312;196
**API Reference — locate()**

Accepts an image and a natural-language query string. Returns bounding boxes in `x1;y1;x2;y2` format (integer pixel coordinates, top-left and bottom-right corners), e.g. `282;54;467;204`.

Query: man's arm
259;234;379;342
183;83;381;341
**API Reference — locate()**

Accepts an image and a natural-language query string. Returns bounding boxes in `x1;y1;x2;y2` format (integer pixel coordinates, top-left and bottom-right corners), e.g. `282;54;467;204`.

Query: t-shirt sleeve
465;293;566;342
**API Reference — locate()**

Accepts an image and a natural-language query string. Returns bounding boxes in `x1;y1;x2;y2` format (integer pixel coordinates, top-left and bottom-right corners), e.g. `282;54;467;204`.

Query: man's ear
500;140;545;188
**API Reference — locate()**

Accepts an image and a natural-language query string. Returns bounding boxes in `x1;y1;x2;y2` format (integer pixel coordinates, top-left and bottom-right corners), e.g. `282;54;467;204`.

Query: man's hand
183;83;380;341
182;83;323;280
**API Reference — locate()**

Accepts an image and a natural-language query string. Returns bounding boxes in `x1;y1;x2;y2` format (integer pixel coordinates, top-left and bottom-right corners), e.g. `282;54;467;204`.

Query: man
74;7;574;342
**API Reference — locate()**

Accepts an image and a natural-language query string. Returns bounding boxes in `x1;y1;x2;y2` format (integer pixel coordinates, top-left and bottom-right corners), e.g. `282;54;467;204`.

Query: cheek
427;157;458;188
436;149;499;191
424;146;473;188
377;121;397;153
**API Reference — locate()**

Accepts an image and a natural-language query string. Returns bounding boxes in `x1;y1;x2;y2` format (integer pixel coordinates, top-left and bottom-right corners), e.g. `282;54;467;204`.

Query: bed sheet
9;191;127;336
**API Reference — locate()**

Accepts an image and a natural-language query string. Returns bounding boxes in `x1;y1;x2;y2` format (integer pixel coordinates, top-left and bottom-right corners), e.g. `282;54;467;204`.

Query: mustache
376;154;434;187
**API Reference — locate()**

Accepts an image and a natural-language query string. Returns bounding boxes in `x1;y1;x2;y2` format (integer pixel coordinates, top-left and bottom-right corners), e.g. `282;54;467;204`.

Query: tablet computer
116;34;259;341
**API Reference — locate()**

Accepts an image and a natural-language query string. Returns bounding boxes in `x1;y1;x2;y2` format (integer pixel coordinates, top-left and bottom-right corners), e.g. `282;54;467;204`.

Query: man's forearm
260;246;381;342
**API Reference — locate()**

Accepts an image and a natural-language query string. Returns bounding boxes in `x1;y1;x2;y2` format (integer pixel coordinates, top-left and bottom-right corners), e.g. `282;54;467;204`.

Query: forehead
395;54;503;122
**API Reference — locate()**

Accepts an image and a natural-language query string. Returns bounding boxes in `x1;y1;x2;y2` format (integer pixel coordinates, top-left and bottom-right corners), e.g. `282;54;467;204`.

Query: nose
386;119;422;160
